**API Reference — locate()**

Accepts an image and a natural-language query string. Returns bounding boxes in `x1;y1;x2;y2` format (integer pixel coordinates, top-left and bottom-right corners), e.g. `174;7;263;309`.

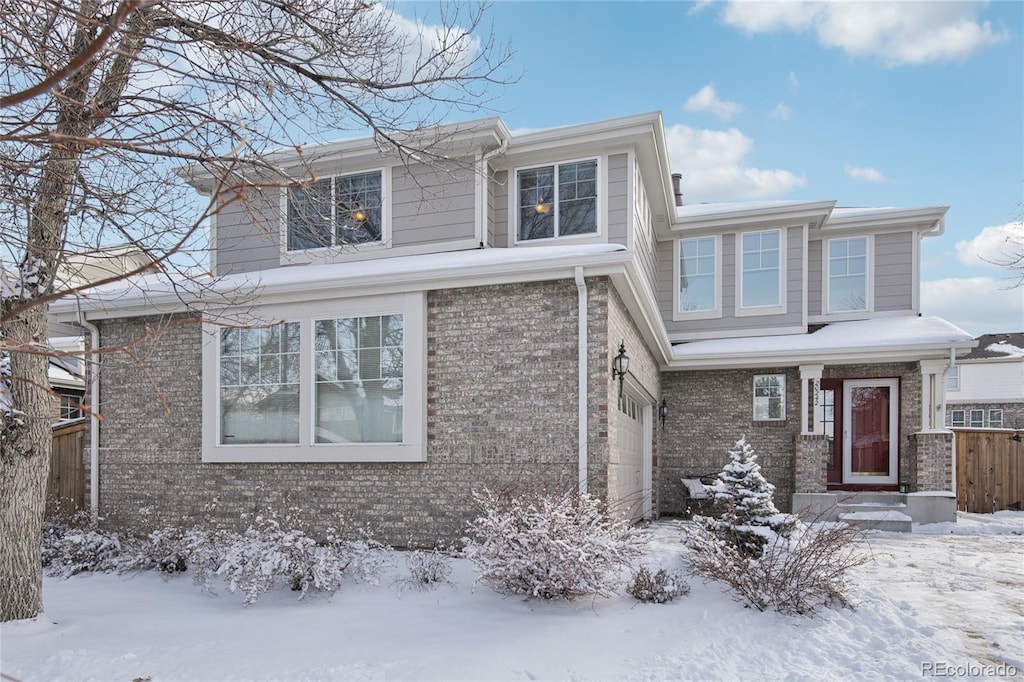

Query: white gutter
574;266;588;495
78;311;100;524
474;137;510;247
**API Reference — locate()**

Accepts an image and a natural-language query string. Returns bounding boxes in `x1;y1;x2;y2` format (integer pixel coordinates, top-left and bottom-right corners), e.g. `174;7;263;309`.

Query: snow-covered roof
675;200;830;220
670;316;976;368
960;332;1024;360
50;244;631;322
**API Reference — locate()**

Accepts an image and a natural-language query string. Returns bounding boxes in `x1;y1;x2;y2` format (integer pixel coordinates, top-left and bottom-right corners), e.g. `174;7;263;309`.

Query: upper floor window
517;160;598;241
827;237;868;313
740;230;782;309
945;365;960;391
678;236;717;313
287;170;383;251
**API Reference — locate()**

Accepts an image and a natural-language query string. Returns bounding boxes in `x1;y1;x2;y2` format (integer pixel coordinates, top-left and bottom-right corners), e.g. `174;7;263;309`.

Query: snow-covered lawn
3;513;1022;682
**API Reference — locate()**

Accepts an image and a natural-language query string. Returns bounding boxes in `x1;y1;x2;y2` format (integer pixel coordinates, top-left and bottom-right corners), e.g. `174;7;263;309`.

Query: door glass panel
849;386;891;477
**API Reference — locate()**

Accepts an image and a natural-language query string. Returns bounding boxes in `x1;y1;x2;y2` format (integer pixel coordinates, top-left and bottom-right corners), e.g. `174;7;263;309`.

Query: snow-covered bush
403;547;453;589
685;512;870;616
627;566;690;603
463;488;645;600
42;515;124;577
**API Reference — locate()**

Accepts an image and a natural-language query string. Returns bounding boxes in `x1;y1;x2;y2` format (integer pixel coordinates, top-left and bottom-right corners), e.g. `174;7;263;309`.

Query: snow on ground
3;513;1022;682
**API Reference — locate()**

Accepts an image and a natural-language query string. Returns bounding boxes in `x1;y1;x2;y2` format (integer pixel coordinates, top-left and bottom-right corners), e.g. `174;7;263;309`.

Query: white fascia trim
612;262;674;367
824;206;948;233
672;200;836;232
509;112;663;154
665;342;978;371
53;250;633;323
669;325;807;343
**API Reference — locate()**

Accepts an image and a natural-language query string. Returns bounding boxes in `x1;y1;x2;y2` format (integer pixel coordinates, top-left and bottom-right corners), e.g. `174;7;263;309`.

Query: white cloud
665;124;806;202
787;71;799;90
719;2;1008;66
770;103;792;120
954;222;1024;269
921;277;1024;336
844;165;888;183
683;85;743;121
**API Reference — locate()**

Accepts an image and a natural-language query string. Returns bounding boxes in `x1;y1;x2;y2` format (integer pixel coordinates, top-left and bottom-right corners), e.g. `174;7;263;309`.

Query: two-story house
48;112;976;541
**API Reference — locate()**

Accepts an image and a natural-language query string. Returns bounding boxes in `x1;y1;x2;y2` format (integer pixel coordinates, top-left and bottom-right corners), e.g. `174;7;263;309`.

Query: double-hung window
203;292;425;462
517;160;598;241
988;409;1003;428
827;237;868;313
945;365;960;391
950;409;965;427
678;236;718;315
739;229;783;312
969;409;985;428
287;170;384;250
753;374;786;421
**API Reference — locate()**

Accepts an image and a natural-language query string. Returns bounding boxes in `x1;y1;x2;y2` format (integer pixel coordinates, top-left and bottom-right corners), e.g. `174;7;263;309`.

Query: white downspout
474;137;509;247
574;266;588;495
79;313;100;524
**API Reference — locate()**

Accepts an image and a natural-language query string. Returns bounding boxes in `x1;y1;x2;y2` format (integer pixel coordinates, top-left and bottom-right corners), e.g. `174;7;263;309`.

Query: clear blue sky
404;0;1023;335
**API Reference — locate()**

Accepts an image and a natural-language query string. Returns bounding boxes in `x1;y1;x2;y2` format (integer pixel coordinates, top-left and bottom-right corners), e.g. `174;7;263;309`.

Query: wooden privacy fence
49;418;87;510
955;428;1024;513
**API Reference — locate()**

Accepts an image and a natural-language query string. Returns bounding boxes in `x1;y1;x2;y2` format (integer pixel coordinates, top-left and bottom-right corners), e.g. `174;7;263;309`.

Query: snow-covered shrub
463;488;645;600
627;566;690;603
685;513;870;616
42;520;124;577
403;547;454;589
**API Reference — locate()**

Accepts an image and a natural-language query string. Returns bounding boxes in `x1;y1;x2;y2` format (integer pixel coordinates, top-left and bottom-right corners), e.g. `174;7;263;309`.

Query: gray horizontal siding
607;153;628;247
215;188;280;276
874;232;914;311
807;239;823;316
491;170;509;248
391;163;475;247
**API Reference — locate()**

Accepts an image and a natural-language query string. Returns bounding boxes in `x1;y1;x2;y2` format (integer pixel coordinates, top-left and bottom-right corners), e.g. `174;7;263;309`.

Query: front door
842;379;899;485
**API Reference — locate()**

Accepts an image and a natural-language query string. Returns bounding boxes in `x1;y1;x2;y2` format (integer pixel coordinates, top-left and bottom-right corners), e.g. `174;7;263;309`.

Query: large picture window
287;170;383;250
219;323;301;444
827;237;868;312
517;160;598;241
203;293;425;463
740;230;781;309
753;374;786;421
678;237;717;313
314;314;403;444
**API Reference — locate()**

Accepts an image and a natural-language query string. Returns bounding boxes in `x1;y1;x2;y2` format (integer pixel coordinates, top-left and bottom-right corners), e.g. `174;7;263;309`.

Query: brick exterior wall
794;434;829;493
914;431;954;491
658;367;800;515
94;280;621;546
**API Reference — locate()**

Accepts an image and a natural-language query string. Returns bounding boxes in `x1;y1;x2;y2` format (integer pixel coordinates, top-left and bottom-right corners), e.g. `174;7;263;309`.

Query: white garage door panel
613;393;645;522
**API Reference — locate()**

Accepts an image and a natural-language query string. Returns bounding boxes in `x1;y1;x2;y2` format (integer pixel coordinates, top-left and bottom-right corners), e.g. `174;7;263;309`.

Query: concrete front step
838;510;914;532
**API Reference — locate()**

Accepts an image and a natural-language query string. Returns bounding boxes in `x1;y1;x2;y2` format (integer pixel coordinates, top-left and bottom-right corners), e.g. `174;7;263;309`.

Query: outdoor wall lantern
659;399;669;429
899;481;910;494
611;341;629;397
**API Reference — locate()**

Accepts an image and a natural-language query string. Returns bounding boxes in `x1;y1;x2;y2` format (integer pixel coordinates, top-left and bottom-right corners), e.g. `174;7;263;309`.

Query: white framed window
737;229;786;316
286;169;386;251
826;236;869;313
202;292;426;463
969;409;985;428
516;159;599;242
950;409;965;427
753;374;786;421
988;409;1003;428
59;393;83;420
946;365;960;391
676;236;719;317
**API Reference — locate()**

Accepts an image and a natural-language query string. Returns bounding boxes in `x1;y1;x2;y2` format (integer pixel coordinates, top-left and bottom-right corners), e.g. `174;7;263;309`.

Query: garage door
613;393;646;522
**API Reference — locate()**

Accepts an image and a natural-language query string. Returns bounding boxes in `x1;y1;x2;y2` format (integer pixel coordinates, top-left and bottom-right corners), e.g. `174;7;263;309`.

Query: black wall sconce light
611;340;629;397
659;399;669;429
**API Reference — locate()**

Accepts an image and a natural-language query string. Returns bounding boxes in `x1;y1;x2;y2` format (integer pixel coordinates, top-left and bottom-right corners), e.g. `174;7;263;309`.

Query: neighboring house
48;113;976;542
946;333;1024;429
45;245;157;423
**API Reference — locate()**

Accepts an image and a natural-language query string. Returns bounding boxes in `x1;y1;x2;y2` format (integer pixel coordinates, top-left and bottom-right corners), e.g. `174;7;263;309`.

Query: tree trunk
0;305;53;621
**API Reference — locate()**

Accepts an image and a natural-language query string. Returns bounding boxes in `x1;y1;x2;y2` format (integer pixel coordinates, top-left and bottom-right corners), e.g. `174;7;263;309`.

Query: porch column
799;364;824;435
919;359;949;432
